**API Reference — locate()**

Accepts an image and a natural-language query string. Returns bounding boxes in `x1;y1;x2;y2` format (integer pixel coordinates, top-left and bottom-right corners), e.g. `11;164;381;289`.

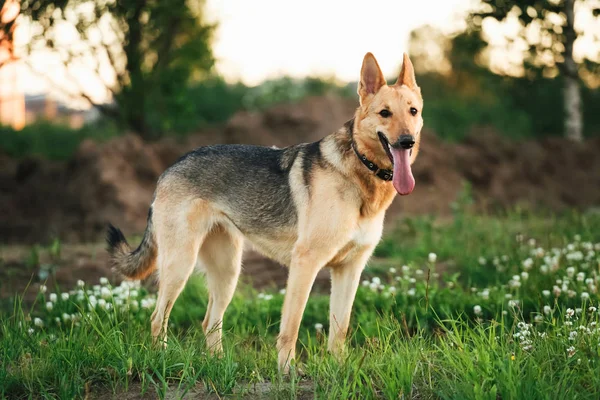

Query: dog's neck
324;119;397;217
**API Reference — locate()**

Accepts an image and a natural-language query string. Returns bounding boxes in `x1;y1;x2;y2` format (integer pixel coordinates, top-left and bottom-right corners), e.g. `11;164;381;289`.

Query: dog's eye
410;107;418;116
379;109;392;118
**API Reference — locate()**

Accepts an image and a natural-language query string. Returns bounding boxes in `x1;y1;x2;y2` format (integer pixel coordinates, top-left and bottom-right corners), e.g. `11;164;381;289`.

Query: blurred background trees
21;0;215;139
466;0;600;141
0;0;599;153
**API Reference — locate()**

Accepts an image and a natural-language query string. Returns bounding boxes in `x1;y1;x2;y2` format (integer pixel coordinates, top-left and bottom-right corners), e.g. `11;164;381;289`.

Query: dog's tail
106;209;157;280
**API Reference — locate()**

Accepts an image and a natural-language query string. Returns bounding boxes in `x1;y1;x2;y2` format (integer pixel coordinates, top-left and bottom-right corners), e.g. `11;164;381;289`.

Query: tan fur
127;52;423;374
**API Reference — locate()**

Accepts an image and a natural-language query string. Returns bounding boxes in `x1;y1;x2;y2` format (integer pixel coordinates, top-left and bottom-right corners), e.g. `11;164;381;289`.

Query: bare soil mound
1;95;599;291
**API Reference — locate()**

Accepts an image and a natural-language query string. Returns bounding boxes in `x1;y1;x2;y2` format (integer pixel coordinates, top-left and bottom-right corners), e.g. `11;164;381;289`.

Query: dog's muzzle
395;134;415;150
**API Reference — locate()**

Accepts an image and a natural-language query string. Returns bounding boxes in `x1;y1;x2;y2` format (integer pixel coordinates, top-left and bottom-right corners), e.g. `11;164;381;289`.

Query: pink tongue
390;148;415;195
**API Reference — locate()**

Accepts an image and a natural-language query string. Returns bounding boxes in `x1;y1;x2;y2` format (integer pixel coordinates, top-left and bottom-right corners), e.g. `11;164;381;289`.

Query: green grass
2;209;600;399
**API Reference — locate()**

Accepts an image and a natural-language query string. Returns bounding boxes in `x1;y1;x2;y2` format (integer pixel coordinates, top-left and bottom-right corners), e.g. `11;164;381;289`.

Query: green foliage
21;0;216;139
0;121;119;160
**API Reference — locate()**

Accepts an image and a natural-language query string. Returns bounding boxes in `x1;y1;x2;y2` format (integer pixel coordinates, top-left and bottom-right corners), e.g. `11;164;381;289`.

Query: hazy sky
15;0;472;102
204;0;472;85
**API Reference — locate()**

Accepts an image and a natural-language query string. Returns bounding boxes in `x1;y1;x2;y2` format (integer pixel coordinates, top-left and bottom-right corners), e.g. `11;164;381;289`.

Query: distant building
23;94;100;129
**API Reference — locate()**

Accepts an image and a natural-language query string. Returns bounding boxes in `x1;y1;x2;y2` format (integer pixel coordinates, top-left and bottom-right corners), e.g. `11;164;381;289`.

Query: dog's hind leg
150;199;212;345
198;224;243;355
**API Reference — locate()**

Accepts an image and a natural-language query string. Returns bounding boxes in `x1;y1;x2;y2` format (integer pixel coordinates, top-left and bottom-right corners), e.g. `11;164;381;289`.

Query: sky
203;0;472;85
13;0;472;104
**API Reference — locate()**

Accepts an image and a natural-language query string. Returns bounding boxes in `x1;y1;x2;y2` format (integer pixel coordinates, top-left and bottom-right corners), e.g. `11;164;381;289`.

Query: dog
107;52;423;373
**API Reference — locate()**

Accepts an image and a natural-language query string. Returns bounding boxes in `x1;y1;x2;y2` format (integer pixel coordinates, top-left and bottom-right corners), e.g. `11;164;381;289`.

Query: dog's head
354;52;423;196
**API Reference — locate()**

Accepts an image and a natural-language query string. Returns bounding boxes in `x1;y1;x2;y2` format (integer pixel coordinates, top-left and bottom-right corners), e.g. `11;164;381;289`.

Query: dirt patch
1;95;599;294
89;380;315;400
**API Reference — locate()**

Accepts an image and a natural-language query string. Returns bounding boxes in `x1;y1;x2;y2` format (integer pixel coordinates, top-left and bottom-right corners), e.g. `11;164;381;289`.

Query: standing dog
107;52;423;373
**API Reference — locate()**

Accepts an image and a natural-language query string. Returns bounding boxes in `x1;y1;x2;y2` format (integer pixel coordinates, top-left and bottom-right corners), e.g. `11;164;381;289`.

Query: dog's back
162;143;302;235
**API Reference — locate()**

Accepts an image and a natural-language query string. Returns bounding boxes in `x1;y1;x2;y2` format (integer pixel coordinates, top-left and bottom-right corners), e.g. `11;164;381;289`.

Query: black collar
351;141;393;181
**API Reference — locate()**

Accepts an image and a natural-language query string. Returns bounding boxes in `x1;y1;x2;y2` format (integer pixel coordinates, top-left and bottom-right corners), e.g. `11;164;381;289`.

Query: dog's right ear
357;52;386;105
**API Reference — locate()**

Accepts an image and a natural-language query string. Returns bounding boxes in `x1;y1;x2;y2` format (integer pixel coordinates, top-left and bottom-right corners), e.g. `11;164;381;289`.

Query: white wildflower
478;257;486;265
389;286;397;294
28;328;35;335
553;286;562;297
99;277;109;285
46;302;53;311
577;272;585;282
566;308;575;318
521;272;529;281
474;305;482;315
77;280;85;288
49;293;57;302
543;305;552;315
566;267;575;278
534;315;543;323
407;288;416;297
264;294;273;301
522;258;534;270
314;323;323;332
480;289;490;300
372;277;381;285
542;290;551;297
100;287;112;299
589;307;597;313
540;265;549;274
581;292;590;301
34;318;43;327
39;285;47;293
62;313;71;322
61;293;69;301
279;288;286;295
369;282;379;292
389;267;397;274
428;253;437;263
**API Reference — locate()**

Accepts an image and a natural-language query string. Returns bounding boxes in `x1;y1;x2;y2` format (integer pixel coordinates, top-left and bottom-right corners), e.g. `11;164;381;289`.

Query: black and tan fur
107;52;424;373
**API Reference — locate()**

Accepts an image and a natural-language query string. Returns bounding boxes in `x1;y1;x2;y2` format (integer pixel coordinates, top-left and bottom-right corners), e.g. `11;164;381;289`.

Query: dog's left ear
395;53;419;91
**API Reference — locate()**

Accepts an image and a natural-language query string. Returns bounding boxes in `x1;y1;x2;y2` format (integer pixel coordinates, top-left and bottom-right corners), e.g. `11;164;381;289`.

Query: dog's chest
329;215;385;267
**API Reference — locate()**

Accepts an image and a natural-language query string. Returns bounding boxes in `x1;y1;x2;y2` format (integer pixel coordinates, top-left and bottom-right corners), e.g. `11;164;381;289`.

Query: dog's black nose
398;134;415;149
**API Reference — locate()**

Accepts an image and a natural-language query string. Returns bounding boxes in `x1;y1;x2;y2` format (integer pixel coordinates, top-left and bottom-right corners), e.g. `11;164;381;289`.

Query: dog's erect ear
358;52;386;105
395;53;418;91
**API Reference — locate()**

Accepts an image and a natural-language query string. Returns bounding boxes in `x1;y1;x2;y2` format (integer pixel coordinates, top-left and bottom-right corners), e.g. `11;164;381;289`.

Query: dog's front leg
277;242;333;374
328;246;375;358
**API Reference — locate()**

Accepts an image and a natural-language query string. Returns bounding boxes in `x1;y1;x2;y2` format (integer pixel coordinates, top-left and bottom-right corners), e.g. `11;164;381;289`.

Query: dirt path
90;380;315;400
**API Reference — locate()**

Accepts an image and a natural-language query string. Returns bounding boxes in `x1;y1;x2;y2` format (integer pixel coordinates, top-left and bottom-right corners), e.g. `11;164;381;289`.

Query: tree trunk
563;0;583;142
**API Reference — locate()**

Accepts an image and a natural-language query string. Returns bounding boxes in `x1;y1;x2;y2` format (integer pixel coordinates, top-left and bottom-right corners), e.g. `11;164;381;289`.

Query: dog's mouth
377;131;415;196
